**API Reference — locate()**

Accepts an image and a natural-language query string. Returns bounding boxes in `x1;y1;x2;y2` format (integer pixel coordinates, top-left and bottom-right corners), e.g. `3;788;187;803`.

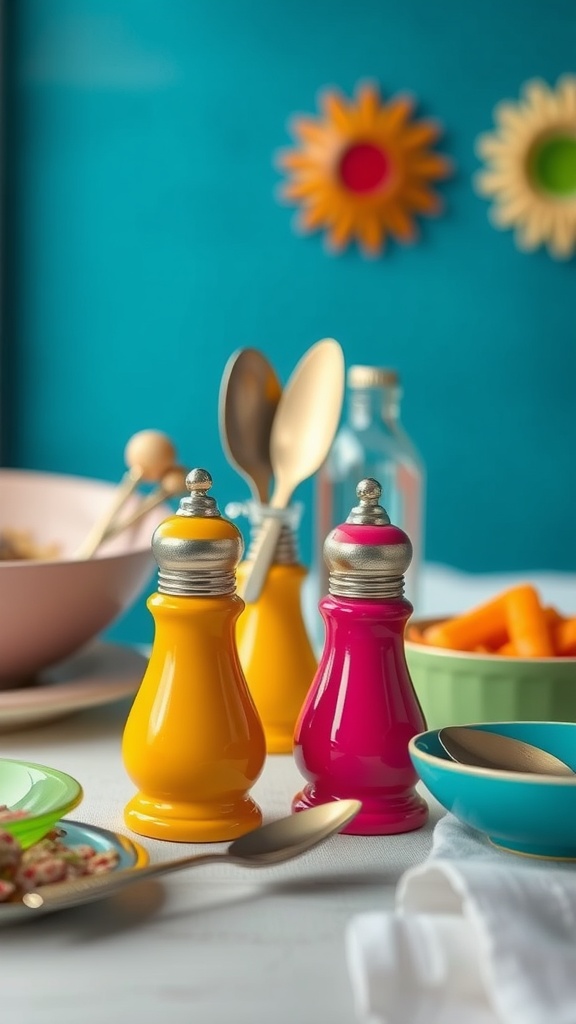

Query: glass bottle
304;366;425;653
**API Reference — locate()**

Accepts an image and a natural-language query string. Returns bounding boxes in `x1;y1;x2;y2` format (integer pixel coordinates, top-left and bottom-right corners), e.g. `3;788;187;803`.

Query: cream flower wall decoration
475;76;576;260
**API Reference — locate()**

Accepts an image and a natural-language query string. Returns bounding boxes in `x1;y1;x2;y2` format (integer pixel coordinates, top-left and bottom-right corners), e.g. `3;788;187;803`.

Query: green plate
0;757;83;848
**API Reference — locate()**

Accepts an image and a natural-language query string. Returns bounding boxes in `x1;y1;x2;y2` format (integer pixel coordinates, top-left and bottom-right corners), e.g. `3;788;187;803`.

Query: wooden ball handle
74;431;176;559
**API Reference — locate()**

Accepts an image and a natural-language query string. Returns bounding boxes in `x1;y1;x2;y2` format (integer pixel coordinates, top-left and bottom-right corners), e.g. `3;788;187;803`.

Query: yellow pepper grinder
122;468;266;842
233;500;318;755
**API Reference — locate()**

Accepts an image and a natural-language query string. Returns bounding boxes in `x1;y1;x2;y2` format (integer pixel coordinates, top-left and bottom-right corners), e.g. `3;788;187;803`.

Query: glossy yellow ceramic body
236;561;318;754
122;513;266;843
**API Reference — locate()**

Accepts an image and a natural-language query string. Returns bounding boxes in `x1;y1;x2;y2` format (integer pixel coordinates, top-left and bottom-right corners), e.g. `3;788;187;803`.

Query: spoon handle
240;515;284;604
74;470;142;559
102;487;168;540
22;851;226;912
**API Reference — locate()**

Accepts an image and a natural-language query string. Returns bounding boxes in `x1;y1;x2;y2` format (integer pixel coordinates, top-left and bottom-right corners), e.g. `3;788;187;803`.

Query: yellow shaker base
124;793;263;843
265;729;295;755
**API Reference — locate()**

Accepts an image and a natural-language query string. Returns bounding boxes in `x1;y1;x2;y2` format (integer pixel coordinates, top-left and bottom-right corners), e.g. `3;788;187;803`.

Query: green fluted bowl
405;618;576;731
0;758;83;848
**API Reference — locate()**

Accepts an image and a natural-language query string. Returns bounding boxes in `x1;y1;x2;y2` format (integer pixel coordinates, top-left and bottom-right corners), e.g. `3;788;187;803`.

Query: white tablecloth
2;564;575;1024
1;714;442;1024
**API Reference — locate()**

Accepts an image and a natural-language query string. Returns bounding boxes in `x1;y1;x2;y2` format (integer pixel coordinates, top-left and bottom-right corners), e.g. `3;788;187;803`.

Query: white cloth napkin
346;814;576;1024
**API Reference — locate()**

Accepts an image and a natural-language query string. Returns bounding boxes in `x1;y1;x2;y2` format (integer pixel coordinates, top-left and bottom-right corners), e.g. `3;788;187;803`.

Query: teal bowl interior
0;758;83;849
409;722;576;860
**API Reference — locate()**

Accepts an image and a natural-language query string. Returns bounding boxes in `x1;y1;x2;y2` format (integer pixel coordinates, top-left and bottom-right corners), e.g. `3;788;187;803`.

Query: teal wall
3;0;575;645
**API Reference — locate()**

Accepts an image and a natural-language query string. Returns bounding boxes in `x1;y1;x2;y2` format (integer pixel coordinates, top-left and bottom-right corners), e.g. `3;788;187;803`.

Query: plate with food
0;819;149;925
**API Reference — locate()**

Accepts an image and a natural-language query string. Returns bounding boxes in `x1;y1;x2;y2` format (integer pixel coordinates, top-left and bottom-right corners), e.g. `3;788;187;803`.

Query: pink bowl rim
0;467;171;567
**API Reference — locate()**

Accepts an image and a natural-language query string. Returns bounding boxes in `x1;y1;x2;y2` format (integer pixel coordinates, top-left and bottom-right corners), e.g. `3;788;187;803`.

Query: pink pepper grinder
292;477;428;835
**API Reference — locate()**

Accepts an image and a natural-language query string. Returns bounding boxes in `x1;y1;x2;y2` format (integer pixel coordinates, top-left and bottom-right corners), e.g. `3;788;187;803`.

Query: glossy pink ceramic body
292;594;428;835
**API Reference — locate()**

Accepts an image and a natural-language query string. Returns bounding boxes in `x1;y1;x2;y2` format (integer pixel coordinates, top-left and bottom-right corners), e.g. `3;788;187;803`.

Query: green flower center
531;135;576;197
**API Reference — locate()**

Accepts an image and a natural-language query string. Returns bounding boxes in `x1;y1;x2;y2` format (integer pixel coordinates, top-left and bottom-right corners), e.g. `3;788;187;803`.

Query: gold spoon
439;726;574;776
219;348;282;504
75;430;176;559
22;799;361;915
241;338;345;604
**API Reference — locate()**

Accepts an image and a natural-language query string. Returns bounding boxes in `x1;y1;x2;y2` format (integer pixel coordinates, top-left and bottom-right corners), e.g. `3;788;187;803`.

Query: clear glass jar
303;365;425;652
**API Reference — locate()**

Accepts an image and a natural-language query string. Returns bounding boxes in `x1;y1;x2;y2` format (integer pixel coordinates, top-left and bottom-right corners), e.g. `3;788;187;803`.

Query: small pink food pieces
0;805;28;822
0;821;120;902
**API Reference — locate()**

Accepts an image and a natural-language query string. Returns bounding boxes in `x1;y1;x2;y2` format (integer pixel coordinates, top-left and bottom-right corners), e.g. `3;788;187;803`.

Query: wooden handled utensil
74;430;176;559
102;465;189;541
241;338;345;604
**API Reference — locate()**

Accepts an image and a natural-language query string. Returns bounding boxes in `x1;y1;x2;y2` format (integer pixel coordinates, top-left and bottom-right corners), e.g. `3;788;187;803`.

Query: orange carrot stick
406;626;428;644
505;585;554;657
423;592;511;651
498;608;559;656
497;641;519;656
544;606;564;627
554;618;576;656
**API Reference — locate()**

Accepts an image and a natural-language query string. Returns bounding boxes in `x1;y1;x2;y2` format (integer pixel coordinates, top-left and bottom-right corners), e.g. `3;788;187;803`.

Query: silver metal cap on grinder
323;478;412;600
152;468;244;597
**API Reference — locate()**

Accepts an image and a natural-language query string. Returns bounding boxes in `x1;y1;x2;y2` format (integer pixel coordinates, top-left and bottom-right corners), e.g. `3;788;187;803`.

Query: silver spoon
218;348;282;504
22;799;361;915
439;726;574;776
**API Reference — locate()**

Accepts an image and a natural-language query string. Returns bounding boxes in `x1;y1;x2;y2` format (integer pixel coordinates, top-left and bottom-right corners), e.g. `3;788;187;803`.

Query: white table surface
2;564;575;1024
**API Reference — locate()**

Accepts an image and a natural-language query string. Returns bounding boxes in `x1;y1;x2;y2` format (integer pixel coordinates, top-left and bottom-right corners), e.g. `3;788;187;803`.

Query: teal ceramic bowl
0;758;83;848
409;721;576;859
405;618;576;731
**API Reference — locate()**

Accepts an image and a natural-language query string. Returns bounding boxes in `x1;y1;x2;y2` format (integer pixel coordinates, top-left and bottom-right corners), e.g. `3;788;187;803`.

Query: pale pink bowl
0;469;170;686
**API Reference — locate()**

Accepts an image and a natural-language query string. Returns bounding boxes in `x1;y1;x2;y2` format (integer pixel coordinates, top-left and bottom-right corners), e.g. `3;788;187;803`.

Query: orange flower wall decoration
275;81;452;258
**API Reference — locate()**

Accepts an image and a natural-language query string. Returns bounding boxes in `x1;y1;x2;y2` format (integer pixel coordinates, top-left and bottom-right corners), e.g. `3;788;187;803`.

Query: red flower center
339;142;391;193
